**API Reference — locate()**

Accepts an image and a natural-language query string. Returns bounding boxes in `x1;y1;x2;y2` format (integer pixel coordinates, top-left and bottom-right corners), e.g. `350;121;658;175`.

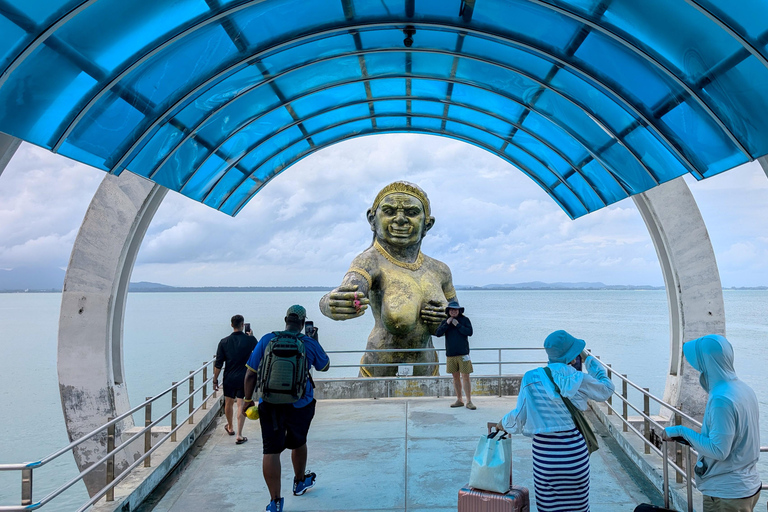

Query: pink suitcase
457;485;530;512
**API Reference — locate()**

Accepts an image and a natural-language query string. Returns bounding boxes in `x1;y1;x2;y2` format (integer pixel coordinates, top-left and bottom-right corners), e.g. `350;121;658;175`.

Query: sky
1;134;768;288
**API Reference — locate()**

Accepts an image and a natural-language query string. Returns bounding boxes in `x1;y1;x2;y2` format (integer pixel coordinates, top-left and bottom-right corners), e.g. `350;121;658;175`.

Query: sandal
450;400;464;408
466;402;477;410
224;425;235;436
236;437;248;445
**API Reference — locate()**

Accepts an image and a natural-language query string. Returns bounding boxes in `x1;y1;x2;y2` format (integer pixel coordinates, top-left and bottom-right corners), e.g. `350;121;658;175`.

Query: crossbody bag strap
542;366;599;455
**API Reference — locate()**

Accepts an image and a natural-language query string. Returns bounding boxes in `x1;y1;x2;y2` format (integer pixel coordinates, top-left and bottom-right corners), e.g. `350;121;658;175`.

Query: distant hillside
456;282;664;290
0;266;66;292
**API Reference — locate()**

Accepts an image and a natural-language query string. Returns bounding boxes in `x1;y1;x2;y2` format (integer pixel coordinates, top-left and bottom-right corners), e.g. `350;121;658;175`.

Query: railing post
606;364;613;415
171;382;178;442
202;363;208;409
106;418;115;501
643;388;650;454
675;412;683;483
498;349;502;397
21;468;32;506
189;371;195;425
622;374;628;432
144;398;152;467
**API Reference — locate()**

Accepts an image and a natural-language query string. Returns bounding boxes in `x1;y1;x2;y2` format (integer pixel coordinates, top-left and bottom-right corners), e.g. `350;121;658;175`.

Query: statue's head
367;181;435;247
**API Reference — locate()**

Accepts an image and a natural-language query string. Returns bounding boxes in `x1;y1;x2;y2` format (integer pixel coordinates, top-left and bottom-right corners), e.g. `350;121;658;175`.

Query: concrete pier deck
147;396;658;511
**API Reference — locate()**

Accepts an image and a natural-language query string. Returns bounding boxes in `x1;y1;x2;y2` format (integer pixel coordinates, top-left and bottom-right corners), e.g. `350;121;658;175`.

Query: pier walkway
146;396;658;511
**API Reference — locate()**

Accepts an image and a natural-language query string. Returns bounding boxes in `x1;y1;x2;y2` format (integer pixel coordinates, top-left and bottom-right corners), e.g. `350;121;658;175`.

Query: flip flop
236;437;248;445
224;425;235;436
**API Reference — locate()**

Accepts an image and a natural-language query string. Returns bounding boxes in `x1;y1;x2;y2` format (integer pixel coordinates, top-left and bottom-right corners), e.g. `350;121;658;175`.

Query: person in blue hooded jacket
496;330;614;512
664;334;761;512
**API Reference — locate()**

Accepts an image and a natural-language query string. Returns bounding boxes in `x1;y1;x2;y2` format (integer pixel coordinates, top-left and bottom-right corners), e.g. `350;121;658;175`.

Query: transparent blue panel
234;0;346;50
703;0;768;42
410;100;444;117
67;92;145;162
290;82;368;118
450;84;525;121
312;120;370;147
473;0;582;51
559;0;604;14
504;147;558;189
351;0;406;19
359;28;458;53
412;0;463;20
375;100;407;114
445;121;504;150
624;127;687;181
455;58;539;102
204;168;246;209
302;104;370;133
260;34;355;77
660;100;744;176
549;69;635;134
580;160;626;204
121;23;239;107
511;132;572;177
551;183;586;219
566;173;604;211
0;17;27;73
410;53;455;77
219;129;260;162
522;112;589;164
364;53;406;76
0;45;97;146
158;138;208;190
410;117;443;132
55;0;210;72
601;144;656;194
220;179;259;216
126;124;184;175
574;32;680;108
603;0;738;83
8;0;88;26
272;56;362;100
369;78;406;98
240;125;306;172
196;92;295;147
461;36;554;80
702;56;768;156
376;117;408;129
447;105;510;138
252;139;312;182
535;90;612;149
172;65;270;128
58;140;109;171
410;79;448;100
182;155;228;201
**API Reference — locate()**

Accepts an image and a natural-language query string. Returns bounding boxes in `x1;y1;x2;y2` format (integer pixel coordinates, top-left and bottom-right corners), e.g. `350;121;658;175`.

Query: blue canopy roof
1;0;767;218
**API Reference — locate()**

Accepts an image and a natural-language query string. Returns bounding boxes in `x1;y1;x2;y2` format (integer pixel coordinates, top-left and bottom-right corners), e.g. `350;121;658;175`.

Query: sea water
0;290;766;509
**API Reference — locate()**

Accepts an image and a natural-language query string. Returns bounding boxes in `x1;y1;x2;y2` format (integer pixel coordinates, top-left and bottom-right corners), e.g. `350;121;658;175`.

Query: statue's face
368;193;434;247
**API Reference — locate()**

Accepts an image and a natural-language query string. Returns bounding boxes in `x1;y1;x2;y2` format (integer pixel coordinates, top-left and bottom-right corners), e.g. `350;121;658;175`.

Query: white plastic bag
468;430;512;493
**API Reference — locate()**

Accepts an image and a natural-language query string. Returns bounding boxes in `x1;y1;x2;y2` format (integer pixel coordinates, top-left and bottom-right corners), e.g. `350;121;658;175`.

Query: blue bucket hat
544;330;586;364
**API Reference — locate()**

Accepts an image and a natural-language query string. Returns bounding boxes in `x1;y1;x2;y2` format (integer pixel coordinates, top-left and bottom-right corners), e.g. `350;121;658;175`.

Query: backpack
257;331;308;404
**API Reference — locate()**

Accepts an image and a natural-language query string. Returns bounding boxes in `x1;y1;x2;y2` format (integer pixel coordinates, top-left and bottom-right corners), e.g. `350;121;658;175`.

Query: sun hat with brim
445;301;464;314
544;330;585;364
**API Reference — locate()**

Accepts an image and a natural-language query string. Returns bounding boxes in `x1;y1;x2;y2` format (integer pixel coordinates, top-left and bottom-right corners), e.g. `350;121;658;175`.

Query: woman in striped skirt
496;330;614;512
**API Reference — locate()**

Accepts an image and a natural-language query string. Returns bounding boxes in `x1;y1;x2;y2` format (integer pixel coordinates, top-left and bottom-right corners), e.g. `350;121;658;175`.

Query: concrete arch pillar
0;132;22;177
57;171;166;495
633;177;725;422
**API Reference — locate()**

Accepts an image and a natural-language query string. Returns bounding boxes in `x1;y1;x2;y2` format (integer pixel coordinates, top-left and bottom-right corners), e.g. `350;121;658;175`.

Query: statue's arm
320;258;373;321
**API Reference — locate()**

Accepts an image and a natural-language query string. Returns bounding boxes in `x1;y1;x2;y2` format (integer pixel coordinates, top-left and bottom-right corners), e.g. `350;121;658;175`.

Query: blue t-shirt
246;331;330;408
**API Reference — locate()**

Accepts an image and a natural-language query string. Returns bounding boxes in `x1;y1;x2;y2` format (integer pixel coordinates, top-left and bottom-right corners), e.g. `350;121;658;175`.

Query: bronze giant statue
319;181;458;376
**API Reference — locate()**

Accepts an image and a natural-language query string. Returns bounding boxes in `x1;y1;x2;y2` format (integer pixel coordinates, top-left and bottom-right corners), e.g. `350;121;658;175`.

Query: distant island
1;267;765;293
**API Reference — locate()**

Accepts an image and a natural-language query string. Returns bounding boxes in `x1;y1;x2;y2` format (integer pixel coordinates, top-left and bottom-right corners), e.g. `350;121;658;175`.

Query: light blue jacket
665;335;761;499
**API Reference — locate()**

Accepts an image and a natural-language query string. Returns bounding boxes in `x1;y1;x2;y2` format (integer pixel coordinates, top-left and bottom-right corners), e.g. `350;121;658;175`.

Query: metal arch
202;73;631;203
50;0;260;151
228;126;579;218
0;0;99;89
142;47;658;188
681;0;768;71
203;110;595;214
105;21;700;179
528;0;752;158
197;94;612;206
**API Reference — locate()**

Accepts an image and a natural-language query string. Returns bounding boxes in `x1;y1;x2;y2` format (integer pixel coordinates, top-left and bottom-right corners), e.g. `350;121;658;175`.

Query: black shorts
222;371;246;399
258;400;316;454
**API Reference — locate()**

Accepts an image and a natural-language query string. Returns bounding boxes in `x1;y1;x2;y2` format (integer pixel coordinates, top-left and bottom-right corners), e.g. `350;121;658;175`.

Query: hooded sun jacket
665;335;761;499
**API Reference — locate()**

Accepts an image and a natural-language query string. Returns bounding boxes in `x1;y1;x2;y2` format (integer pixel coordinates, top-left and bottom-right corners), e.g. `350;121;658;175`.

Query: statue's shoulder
348;246;380;271
422;253;452;275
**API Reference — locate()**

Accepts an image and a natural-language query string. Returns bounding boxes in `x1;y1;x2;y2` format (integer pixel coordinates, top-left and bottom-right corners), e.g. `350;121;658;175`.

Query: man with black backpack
243;305;330;512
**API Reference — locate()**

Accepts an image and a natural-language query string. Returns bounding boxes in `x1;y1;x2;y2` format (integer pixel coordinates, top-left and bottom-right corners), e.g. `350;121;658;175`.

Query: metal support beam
0;132;22;178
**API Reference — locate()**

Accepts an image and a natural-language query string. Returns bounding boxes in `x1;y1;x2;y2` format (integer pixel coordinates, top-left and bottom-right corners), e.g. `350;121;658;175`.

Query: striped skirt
532;428;590;512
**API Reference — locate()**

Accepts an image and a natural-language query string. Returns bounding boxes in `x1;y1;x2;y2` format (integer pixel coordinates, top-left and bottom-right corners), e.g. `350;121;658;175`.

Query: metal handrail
0;357;218;511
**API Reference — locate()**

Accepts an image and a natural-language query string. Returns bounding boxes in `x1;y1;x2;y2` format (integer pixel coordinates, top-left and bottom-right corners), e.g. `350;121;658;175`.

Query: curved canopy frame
1;0;768;218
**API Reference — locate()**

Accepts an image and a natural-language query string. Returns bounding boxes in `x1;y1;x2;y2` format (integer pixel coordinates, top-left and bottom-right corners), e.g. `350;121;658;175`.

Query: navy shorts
258;399;316;454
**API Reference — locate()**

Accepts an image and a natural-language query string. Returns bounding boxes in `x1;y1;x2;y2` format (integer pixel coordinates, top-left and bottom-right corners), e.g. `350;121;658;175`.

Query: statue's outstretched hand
420;301;447;325
327;285;370;320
